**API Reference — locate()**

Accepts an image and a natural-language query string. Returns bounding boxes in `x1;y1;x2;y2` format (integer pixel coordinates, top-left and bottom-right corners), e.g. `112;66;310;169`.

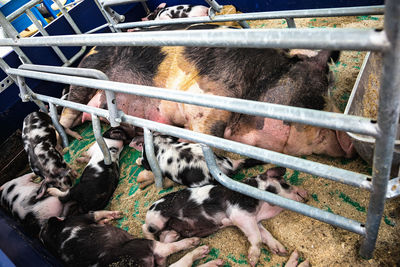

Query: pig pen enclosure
0;0;399;266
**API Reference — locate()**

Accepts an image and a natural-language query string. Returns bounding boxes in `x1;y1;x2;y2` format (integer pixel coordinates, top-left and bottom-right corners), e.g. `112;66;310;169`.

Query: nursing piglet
22;111;73;199
136;133;265;188
142;3;209;21
143;167;308;266
47;127;127;213
39;210;218;267
0;173;64;236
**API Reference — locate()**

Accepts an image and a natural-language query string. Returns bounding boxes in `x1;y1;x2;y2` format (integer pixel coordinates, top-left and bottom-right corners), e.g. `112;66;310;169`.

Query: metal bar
19;91;373;191
16;75;47;111
0;12;31;64
105;6;125;23
25;9;69;64
0;76;14;93
85;23;110;34
205;0;222;12
5;0;42;22
49;103;69;148
19;64;120;127
101;0;144;7
0;28;389;51
52;0;82;34
141;1;150;15
116;5;384;29
143;128;163;188
93;0;118;32
91;114;112;165
285;18;296;28
360;0;400;259
8;68;379;137
64;46;86;67
201;145;366;235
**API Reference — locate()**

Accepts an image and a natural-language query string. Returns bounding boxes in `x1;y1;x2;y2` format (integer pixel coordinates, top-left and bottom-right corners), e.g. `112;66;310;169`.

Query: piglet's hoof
159;230;180;243
94;210;123;224
285;250;310;267
198;259;225;267
65;128;83;140
248;246;261;267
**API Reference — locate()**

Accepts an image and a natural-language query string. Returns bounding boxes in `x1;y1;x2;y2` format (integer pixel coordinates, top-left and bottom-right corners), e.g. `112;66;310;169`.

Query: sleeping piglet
0;173;64;236
22;111;74;199
136;133;265;188
143;167;308;266
142;3;209;21
39;210;222;267
47;127;127;213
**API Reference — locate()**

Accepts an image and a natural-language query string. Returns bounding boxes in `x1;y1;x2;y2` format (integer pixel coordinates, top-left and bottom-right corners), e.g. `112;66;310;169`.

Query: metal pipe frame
201;145;365;235
143;128;163;188
93;0;119;32
0;28;389;51
92;114;112;165
49;102;69;148
8;67;379;137
19;64;120;127
9;80;373;191
101;0;144;7
359;0;400;259
5;0;42;22
115;5;384;29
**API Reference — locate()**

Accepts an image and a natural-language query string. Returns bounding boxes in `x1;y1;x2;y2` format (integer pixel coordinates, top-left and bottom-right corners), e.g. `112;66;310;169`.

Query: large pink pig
59;24;355;158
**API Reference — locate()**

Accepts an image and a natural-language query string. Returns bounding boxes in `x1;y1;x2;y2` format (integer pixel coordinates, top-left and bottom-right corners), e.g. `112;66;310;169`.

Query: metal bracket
0;76;14;93
386;177;400;199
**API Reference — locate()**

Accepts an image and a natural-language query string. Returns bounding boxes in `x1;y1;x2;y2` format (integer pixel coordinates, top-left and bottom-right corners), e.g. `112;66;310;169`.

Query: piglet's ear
266;167;286;178
158;2;167;8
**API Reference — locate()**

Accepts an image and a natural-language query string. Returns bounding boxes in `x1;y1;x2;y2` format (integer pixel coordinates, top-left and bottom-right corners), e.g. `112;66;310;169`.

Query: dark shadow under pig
142;167;308;266
59;24;355;159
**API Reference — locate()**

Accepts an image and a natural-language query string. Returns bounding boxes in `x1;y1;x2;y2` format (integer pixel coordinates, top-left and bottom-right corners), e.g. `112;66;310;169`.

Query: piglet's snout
291;186;308;203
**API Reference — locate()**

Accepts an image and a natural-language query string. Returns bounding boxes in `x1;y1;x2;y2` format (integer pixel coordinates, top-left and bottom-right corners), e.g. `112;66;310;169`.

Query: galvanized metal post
360;0;400;259
143;128;163;188
92;114;112;165
49;102;69;148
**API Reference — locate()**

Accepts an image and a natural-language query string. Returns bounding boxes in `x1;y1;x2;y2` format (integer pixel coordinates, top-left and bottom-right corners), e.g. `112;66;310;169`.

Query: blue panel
0;249;15;267
0;209;62;267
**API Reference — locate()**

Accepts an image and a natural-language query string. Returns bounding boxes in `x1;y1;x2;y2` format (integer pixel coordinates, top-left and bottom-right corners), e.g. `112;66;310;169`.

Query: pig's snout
291;186;308;203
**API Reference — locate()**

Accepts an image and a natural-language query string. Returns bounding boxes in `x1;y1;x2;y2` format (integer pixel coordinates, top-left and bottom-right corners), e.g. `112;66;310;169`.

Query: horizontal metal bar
117;5;384;29
85;23;110;34
101;0;144;7
24;91;373;191
201;145;366;235
8;67;379;137
5;0;42;22
0;29;389;51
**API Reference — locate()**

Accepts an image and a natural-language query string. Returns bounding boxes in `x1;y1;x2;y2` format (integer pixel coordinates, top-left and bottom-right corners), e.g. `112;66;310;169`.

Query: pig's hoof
248;246;261;267
185;237;201;248
160;230;180;243
136;158;143;165
268;240;287;256
65;128;83;140
190;245;210;261
199;259;225;267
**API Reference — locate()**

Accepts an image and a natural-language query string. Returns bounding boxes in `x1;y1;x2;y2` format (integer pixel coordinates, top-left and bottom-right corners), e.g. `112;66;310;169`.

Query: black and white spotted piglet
0;173;64;236
136;133;265;188
22;111;73;199
143;167;308;267
47;127;127;214
142;3;209;21
39;210;223;267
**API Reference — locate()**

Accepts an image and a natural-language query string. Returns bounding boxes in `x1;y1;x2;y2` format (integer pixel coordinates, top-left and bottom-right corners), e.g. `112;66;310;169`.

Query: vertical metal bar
25;9;69;64
359;0;400;259
16;75;48;112
93;0;118;32
104;90;120;127
52;0;83;34
205;0;222;12
0;11;31;64
143;128;163;188
49;102;69;148
285;18;296;28
91;114;112;165
141;1;150;15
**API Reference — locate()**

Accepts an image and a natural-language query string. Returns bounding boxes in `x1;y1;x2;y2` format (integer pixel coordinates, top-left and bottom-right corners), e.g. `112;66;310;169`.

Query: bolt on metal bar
8;68;379;137
19;91;373;191
360;0;400;259
91;114;112;165
201;144;366;235
143;128;163;188
93;0;119;32
116;5;384;29
0;28;389;51
16;75;48;112
25;9;68;64
5;0;42;21
0;11;31;64
19;64;120;127
49;102;69;148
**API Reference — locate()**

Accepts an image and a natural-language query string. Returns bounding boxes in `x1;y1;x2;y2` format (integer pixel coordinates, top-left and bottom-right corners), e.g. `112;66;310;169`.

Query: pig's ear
266;167;286;178
36;181;48;199
336;130;356;158
158;3;167;8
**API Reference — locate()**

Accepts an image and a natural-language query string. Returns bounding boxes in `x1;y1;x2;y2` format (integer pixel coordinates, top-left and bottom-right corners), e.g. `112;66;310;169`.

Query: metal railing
0;0;398;260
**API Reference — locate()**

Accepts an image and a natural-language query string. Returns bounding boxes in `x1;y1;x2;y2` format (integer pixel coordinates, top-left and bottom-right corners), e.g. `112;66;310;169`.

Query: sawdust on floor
61;12;400;267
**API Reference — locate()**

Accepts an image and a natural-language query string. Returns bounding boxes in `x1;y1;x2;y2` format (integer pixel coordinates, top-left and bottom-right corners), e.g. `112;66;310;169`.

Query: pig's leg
92;210;123;224
170;245;224;267
230;213;262;267
257;223;287;255
285;250;310;267
153;237;201;266
159;230;180;243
